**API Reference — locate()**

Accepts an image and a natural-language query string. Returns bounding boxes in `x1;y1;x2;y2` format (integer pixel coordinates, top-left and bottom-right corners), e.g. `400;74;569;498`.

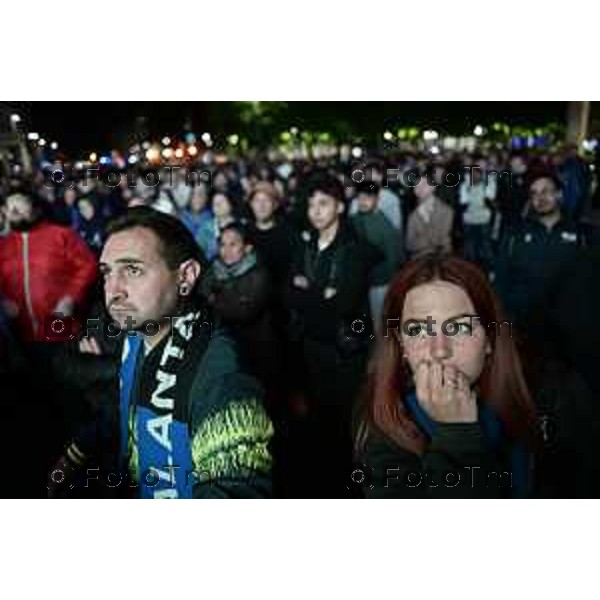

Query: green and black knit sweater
68;329;274;498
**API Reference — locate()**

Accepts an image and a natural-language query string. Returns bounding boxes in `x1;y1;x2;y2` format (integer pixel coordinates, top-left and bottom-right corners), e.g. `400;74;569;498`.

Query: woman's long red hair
355;255;538;456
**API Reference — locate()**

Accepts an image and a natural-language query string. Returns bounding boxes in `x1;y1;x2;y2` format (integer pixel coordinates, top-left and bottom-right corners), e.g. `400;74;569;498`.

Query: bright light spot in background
146;148;160;161
89;152;97;162
175;148;184;159
423;130;439;141
38;139;46;147
430;145;440;155
75;162;84;170
228;134;239;146
443;137;458;150
10;114;21;123
128;155;138;165
351;146;363;158
28;132;39;141
99;156;111;165
201;132;211;144
162;148;173;159
188;145;198;156
474;125;484;136
582;139;598;152
162;137;171;146
383;131;393;141
50;142;58;150
290;127;299;135
142;141;151;150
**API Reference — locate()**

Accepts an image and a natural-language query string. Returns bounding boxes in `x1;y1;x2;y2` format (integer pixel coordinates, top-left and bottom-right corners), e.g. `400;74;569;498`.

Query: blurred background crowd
1;101;600;498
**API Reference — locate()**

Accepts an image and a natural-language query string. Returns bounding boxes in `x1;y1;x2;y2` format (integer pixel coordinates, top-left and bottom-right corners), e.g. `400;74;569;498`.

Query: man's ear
178;259;202;294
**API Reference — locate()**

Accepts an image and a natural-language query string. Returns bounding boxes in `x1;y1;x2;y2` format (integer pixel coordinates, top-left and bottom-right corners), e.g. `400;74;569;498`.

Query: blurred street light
38;139;46;147
27;132;39;141
146;148;160;162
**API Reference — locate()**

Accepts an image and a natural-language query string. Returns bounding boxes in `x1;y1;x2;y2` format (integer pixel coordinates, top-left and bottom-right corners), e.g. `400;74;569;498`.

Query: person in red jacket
0;191;97;342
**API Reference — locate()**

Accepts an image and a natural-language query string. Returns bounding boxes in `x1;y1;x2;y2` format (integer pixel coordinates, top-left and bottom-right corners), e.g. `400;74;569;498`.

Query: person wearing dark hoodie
286;170;374;496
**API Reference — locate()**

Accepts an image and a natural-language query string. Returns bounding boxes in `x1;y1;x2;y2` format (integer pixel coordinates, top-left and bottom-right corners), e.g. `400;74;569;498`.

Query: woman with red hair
354;255;538;498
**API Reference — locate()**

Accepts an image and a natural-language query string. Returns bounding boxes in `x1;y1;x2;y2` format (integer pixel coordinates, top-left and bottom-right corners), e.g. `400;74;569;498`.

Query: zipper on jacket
22;232;39;337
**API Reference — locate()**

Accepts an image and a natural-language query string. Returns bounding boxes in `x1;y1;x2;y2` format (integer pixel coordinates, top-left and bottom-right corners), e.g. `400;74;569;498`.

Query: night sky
11;101;570;155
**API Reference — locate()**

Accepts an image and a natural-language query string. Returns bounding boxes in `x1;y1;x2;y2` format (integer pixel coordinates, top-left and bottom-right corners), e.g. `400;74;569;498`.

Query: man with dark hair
287;171;373;497
494;173;596;338
51;207;273;498
0;191;97;342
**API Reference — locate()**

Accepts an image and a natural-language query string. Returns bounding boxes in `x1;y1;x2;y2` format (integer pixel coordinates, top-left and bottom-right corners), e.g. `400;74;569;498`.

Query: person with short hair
0;191;97;342
493;173;595;335
405;173;455;260
287;171;373;496
51;207;274;498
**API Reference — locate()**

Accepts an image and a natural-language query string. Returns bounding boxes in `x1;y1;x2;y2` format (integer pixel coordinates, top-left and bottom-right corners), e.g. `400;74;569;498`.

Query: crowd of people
1;143;599;498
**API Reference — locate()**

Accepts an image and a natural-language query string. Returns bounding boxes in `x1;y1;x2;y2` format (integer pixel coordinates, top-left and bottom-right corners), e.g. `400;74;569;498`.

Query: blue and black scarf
119;311;212;498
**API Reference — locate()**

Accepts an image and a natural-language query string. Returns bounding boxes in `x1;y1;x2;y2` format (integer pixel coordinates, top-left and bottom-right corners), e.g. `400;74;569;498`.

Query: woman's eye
456;322;473;336
406;324;423;337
